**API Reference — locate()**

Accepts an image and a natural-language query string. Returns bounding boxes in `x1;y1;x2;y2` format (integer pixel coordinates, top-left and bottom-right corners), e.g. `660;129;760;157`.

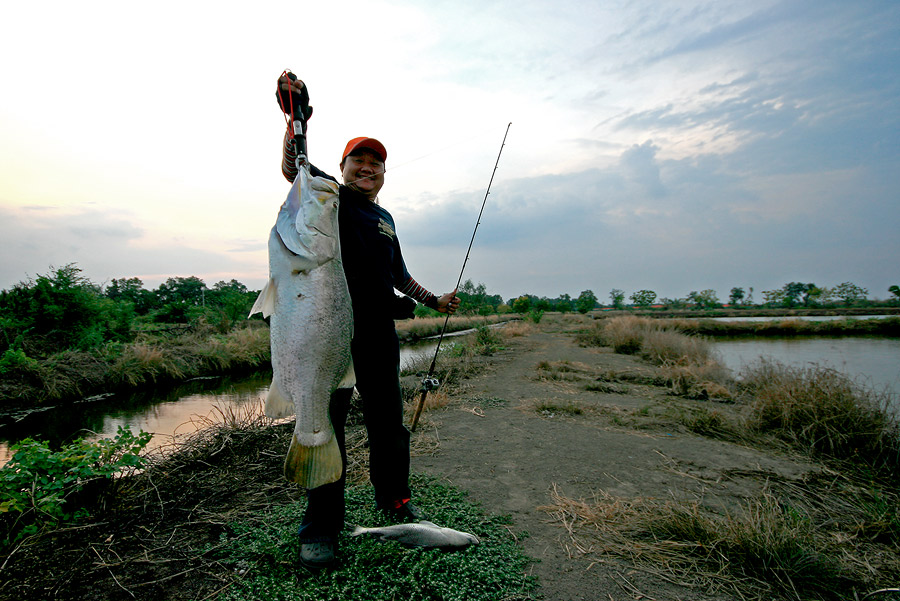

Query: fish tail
284;432;342;488
350;526;365;537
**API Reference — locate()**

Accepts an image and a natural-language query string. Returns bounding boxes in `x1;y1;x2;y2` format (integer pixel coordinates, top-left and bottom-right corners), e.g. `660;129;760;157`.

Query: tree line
0;264;259;368
2;264;898;370
603;281;893;310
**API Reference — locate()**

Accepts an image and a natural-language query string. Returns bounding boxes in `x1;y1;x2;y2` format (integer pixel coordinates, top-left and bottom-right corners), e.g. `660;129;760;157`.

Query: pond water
0;339;446;466
711;337;900;415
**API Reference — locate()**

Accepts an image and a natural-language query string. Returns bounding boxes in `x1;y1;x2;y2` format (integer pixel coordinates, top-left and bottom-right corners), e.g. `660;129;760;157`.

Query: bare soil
1;315;825;601
412;315;819;601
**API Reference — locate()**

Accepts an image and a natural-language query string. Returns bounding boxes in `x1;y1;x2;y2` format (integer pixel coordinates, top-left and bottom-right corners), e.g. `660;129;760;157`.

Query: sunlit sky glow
2;0;898;303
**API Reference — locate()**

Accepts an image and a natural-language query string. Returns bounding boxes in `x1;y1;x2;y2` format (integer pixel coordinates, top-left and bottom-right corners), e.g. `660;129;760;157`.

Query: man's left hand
436;290;461;314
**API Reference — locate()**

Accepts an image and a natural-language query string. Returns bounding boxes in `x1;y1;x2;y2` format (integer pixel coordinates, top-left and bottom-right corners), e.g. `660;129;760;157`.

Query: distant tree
105;277;156;314
629;290;657;307
782;282;812;308
553;293;573;313
728;287;745;306
155;276;207;306
511;295;532;314
609;289;625;310
804;285;829;306
890;285;900;301
660;297;688;309
458;279;492;315
687;289;720;310
153;276;208;323
576;290;598;314
761;289;785;307
206;279;255;326
832;282;868;305
0;264;132;354
534;297;552;312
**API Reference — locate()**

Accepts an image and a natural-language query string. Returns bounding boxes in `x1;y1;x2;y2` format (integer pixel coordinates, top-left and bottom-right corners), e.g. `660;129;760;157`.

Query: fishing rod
410;122;512;432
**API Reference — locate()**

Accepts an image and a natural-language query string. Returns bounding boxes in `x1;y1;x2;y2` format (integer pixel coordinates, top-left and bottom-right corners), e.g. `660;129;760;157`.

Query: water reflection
712;337;900;411
0;372;272;465
0;343;448;466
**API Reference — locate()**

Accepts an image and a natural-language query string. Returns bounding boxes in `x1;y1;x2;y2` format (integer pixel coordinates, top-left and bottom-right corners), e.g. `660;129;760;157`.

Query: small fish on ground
351;521;480;549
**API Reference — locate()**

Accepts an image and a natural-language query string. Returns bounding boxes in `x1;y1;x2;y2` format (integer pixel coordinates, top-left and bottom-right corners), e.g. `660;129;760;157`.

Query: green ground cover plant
213;476;536;601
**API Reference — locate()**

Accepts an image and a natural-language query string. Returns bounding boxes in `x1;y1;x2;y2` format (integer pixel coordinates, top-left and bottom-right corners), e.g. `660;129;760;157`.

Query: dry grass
582;316;735;400
738;359;900;477
502;320;534;338
540;477;898;600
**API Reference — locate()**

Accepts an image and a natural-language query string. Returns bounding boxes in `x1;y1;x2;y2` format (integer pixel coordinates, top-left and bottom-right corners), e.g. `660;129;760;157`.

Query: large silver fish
351;521;480;548
250;162;354;489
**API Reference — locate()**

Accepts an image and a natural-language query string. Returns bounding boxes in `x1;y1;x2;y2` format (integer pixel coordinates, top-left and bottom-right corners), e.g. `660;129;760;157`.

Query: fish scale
250;163;355;489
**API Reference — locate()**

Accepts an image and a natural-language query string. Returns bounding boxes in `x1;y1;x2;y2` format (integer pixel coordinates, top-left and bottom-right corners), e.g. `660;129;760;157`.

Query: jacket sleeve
281;127;337;183
396;271;440;309
282;128;299;183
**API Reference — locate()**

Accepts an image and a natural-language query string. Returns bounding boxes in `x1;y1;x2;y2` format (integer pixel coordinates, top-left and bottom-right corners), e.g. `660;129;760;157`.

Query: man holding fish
263;73;460;569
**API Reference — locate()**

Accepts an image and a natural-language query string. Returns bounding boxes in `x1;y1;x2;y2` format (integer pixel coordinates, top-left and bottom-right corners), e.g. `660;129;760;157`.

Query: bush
1;427;152;546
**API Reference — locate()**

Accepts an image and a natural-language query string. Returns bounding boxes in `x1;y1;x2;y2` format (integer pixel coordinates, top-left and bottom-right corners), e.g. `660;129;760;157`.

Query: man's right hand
276;72;312;120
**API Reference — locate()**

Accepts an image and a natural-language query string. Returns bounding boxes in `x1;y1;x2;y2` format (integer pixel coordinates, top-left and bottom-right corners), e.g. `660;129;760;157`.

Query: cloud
0;206;266;290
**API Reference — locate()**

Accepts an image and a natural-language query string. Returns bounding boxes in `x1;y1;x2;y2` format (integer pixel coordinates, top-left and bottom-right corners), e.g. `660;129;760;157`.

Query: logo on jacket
378;218;396;240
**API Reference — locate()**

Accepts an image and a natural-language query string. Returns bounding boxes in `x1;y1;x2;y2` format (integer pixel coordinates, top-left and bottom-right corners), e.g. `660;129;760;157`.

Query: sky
2;0;898;304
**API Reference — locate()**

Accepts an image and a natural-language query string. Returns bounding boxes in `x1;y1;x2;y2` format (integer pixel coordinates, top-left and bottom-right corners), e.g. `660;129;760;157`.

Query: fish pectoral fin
284;433;342;489
338;361;356;389
264;379;294;419
249;277;277;318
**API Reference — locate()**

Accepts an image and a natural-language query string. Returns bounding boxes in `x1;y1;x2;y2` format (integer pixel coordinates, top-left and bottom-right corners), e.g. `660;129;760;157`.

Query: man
276;74;460;569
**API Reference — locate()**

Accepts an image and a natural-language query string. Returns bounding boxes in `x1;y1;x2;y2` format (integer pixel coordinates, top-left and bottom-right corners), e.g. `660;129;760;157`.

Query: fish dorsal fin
418;521;439;528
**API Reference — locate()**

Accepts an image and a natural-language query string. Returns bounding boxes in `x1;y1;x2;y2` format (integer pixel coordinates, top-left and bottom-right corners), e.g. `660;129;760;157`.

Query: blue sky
1;0;898;303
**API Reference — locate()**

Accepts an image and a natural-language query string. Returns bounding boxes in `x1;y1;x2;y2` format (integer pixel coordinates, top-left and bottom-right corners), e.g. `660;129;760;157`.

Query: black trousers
297;324;411;542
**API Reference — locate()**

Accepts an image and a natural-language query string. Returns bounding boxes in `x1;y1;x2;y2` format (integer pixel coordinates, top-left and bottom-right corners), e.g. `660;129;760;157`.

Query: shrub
1;427;152;546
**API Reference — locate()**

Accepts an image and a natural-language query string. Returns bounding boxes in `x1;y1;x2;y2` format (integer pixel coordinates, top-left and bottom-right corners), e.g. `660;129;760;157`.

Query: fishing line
340;129;498;189
410;122;512;432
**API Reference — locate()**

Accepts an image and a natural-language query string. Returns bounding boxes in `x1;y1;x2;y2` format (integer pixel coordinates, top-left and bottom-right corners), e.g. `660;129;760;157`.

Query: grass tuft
738;359;900;477
541;484;872;600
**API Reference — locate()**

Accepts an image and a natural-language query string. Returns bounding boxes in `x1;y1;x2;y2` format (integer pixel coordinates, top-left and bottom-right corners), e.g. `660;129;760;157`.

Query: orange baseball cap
342;137;387;162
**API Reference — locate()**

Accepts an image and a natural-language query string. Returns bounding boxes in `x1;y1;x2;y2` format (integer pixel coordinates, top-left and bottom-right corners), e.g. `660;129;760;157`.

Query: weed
213;476;538;601
0;427;152;546
526;309;544;324
541;485;863;600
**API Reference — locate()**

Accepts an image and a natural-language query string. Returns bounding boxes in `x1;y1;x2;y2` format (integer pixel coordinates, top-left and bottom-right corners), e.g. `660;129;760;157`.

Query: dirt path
412;318;816;601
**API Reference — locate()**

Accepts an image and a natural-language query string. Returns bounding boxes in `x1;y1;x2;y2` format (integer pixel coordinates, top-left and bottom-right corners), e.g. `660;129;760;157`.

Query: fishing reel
420;377;440;392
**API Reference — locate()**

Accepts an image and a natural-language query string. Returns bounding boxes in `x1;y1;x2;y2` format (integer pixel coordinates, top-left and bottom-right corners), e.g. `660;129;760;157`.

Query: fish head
276;167;342;264
296;173;341;258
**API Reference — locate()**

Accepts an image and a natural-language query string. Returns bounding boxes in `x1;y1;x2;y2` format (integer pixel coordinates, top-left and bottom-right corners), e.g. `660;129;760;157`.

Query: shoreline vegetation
0;310;896;413
0;314;509;412
1;314;898;600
